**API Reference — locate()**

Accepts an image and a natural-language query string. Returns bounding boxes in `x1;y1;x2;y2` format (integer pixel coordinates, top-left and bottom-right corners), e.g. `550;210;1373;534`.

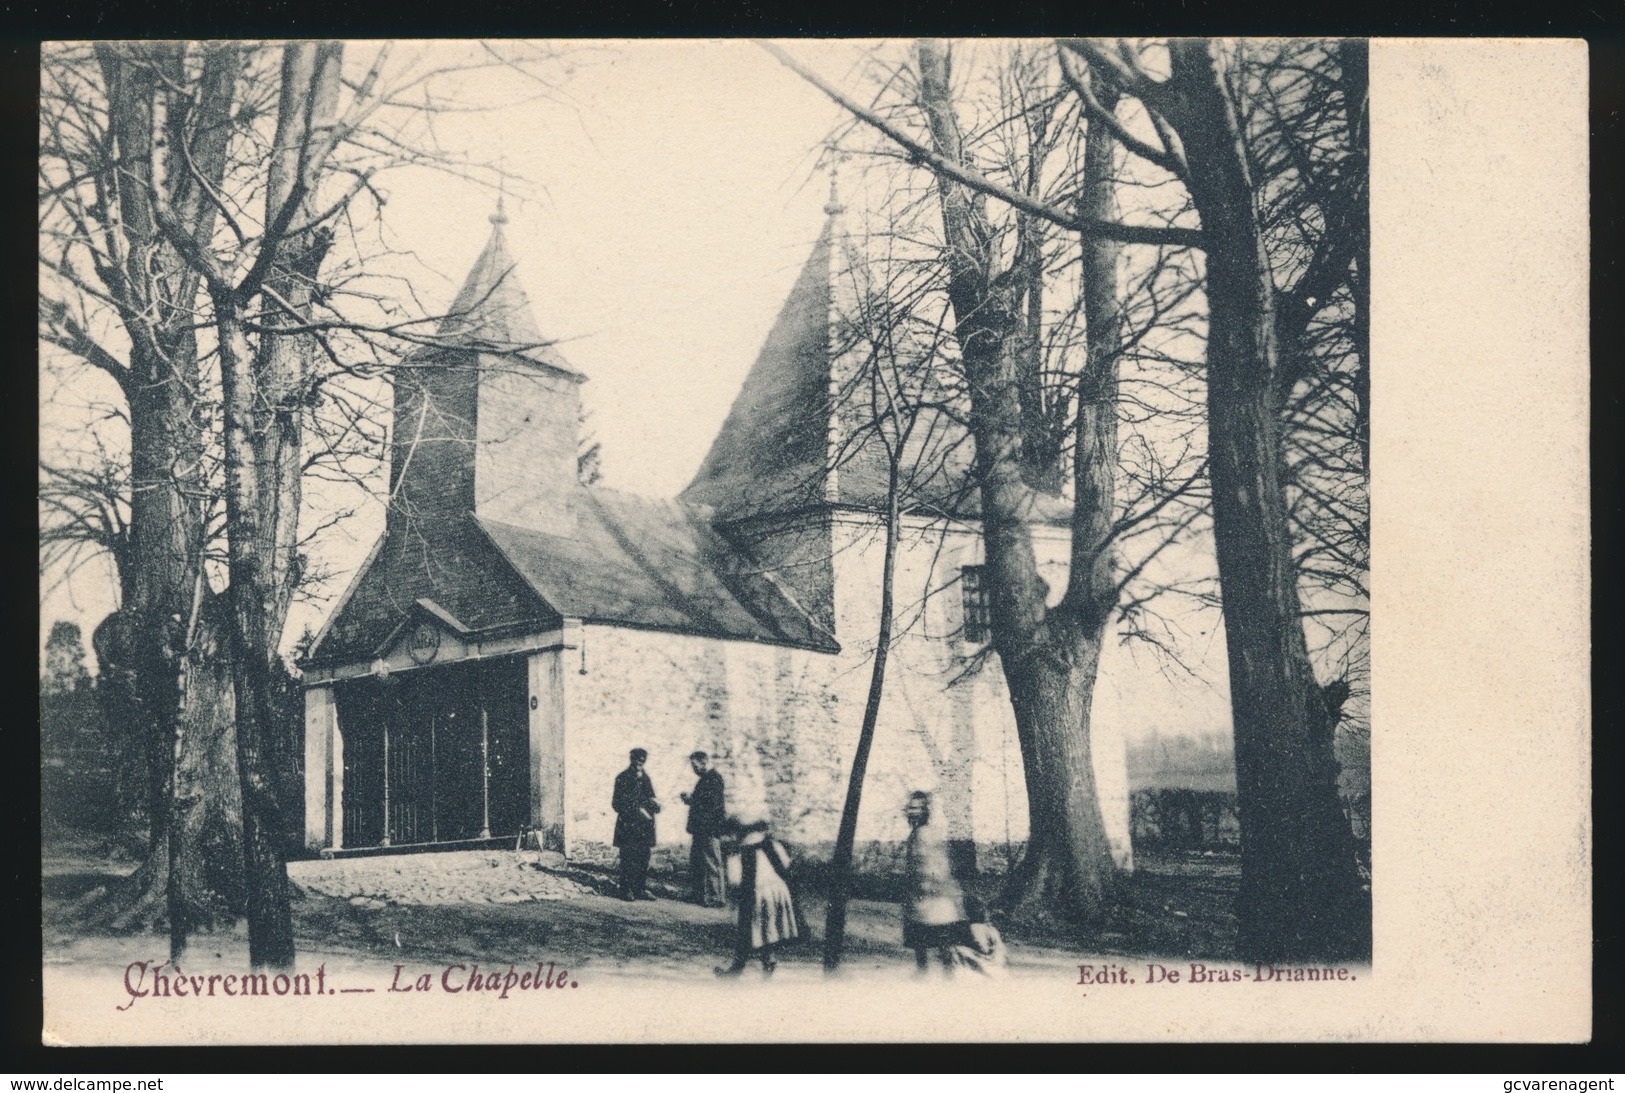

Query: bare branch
1056;46;1185;177
757;39;1203;249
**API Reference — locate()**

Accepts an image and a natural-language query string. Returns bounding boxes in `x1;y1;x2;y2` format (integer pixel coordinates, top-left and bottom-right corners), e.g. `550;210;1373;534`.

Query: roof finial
490;159;509;226
823;164;846;218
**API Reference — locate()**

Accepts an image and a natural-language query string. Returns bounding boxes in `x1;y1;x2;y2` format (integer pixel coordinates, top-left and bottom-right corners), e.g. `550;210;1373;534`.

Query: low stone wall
1128;789;1372;859
566;836;1024;895
1130;789;1241;852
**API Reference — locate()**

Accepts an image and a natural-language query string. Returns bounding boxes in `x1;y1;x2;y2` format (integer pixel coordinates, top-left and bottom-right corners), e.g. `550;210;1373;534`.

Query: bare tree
767;39;1203;929
40;42;246;951
1242;39;1370;737
911;40;1133;923
817;221;968;968
1243;37;1372;882
1061;37;1367;959
769;37;1370;958
40;39;571;967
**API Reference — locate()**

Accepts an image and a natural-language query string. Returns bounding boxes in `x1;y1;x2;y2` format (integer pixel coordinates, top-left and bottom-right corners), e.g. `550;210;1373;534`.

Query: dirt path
47;851;1090;986
44;846;1239;986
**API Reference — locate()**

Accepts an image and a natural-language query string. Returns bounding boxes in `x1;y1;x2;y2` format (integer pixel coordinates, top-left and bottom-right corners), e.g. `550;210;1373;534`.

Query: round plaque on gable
408;622;441;664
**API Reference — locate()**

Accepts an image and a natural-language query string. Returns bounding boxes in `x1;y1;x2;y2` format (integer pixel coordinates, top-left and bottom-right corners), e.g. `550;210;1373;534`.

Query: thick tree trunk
998;638;1117;919
1006;77;1129;916
82;355;246;948
217;303;298;970
84;592;243;945
232;653;295;970
1003;79;1126;918
1164;40;1367;962
71;43;247;950
916;40;1118;929
166;596;245;957
209;41;342;970
85;600;242;941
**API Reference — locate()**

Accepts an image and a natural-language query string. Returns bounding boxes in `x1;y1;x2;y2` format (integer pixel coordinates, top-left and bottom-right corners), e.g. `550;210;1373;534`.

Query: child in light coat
715;817;804;977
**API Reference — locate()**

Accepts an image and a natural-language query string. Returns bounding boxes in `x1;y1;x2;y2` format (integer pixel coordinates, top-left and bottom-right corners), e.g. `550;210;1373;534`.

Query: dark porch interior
335;656;529;849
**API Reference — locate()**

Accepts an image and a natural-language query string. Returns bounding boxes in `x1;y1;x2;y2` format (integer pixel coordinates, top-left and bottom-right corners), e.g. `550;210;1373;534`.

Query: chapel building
300;198;1132;873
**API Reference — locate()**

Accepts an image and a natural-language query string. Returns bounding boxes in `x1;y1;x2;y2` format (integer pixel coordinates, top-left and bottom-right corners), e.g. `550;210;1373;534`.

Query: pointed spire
684;170;994;523
681;216;836;519
434;207;582;380
443;224;531;342
823;166;846;218
490;167;509;226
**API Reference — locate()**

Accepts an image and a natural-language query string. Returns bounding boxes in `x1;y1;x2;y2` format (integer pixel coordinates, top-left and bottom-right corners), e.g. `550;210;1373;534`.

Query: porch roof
306;486;838;672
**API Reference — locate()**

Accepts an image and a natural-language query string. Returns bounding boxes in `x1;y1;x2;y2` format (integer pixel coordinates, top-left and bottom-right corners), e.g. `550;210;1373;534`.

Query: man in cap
679;750;727;907
611;748;660;900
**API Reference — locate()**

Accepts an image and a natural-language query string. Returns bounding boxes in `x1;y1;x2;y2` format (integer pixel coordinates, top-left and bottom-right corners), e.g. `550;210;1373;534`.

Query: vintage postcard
37;38;1589;1044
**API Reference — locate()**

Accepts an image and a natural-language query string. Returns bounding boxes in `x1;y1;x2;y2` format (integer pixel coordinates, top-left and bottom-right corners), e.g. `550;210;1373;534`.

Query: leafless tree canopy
770;37;1370;957
38;39;576;966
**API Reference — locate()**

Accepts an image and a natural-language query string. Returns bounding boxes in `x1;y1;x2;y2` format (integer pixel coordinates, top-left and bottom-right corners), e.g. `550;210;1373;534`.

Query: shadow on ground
43;837;1243;979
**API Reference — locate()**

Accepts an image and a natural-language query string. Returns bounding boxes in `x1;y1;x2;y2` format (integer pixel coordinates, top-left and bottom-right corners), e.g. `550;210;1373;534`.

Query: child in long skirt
716;818;803;977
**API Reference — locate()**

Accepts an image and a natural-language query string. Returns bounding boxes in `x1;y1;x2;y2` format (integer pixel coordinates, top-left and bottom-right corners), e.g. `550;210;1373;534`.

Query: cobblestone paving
289;850;595;908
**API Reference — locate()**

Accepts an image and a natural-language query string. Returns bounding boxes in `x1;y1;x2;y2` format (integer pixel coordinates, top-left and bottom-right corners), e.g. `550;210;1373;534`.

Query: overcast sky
397;40;856;498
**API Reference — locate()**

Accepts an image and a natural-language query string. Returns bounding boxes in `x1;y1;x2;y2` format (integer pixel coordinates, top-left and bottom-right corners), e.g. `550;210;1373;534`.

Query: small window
961;565;990;644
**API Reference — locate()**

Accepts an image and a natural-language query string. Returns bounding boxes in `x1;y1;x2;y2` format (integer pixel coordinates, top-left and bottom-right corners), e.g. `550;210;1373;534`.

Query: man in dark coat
612;748;660;901
679;750;727;907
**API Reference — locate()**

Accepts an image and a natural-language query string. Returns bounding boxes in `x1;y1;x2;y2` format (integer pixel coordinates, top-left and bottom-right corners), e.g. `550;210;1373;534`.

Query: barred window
961;565;990;644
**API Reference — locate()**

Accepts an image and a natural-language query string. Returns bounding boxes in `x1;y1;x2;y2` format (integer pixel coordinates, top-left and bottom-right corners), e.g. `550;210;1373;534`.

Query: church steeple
679;214;837;522
823;168;846;218
681;174;1022;533
435;207;580;381
680;169;877;522
390;205;586;537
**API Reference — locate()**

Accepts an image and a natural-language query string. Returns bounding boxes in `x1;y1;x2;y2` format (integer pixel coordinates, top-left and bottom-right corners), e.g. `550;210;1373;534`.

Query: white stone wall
303;685;339;851
475;362;581;532
556;512;1133;871
559;626;845;860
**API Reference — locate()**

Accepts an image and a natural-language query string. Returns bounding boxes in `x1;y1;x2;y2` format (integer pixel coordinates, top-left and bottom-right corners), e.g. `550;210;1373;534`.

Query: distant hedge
41;683;146;837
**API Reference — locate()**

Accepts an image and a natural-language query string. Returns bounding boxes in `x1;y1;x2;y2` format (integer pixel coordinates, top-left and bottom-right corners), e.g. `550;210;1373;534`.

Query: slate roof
477;489;838;652
430;215;584;381
307;512;563;668
680;222;838;521
680;214;1069;526
310;485;839;666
